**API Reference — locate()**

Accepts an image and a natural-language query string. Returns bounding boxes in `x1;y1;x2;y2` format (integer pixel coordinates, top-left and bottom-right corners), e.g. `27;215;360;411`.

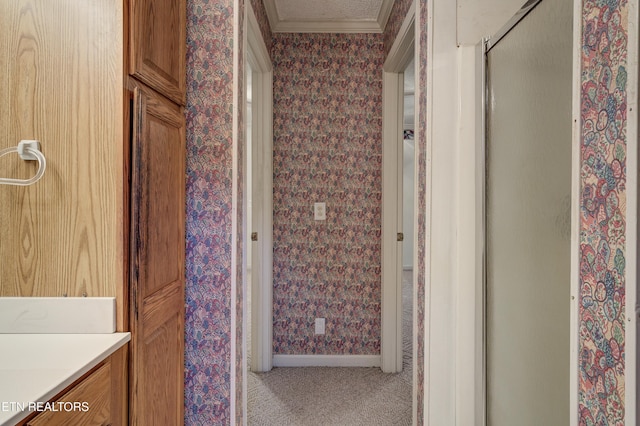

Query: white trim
384;2;416;73
455;43;486;426
625;0;639;423
569;0;582;423
273;355;381;368
381;70;403;374
474;41;487;426
269;19;384;34
425;0;458;422
245;1;274;376
382;5;416;376
247;4;273;73
377;0;397;32
263;0;395;33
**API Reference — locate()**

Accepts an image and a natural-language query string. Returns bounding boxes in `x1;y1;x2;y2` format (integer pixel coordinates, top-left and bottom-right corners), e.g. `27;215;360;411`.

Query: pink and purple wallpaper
416;0;427;422
181;0;633;423
578;0;628;423
185;0;244;424
235;4;245;424
271;33;384;356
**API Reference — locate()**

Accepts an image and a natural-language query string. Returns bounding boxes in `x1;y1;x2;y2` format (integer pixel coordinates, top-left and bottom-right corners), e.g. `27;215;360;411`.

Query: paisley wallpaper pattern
271;33;384;355
181;0;633;423
184;0;243;423
578;0;628;423
416;0;427;422
235;4;245;424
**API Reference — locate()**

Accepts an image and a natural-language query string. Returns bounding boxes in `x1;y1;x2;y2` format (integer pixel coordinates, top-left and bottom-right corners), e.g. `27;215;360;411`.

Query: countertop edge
0;333;130;426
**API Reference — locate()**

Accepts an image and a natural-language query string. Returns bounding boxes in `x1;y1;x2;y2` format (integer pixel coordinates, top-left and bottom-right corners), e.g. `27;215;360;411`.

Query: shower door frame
476;0;638;424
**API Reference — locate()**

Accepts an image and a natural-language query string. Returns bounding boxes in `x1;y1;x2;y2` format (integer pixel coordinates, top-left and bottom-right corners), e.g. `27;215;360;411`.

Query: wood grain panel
25;346;128;426
130;0;187;105
0;1;124;298
129;80;185;425
27;364;111;426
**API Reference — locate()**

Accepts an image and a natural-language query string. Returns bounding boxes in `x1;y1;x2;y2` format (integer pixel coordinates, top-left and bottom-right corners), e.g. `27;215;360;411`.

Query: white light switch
314;202;326;220
315;318;325;335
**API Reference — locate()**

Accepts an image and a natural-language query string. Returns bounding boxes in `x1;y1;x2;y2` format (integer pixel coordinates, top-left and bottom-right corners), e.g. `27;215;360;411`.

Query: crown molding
377;0;395;31
264;0;396;33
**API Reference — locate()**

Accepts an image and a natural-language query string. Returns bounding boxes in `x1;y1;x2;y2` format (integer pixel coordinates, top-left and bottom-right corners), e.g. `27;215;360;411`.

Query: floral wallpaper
184;0;244;423
578;0;628;423
181;0;634;423
271;33;384;356
384;0;414;58
235;4;245;424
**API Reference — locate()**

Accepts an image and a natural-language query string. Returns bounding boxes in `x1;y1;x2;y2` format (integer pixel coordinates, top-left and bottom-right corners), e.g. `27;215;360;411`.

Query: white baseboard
273;355;381;368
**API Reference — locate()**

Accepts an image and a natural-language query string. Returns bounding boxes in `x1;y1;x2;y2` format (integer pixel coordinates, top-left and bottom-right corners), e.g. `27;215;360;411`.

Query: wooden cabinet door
129;80;185;425
26;346;127;426
129;0;186;105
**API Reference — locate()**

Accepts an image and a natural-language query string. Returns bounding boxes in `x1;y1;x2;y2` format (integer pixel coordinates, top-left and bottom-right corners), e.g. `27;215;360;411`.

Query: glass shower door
485;0;573;423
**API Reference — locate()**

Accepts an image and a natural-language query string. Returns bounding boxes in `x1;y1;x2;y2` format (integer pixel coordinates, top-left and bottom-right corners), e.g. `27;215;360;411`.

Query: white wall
403;136;415;269
428;0;527;424
426;0;459;422
457;0;525;45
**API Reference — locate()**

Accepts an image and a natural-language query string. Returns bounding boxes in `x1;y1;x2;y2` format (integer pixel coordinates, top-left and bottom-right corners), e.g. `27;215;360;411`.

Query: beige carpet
247;271;413;425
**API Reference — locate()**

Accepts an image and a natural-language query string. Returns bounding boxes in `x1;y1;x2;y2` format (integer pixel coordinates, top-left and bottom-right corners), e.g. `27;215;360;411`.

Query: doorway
484;0;573;423
244;2;274;378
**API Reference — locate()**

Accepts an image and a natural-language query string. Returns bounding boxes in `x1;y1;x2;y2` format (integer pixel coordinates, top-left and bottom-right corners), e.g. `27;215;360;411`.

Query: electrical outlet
314;202;326;221
315;318;325;335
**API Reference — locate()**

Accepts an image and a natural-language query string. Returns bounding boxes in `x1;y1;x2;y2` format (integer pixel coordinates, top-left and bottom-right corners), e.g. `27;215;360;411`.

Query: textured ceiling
264;0;395;33
275;0;384;21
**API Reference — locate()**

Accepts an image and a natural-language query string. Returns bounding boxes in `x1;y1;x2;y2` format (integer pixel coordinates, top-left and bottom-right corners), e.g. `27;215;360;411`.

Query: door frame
381;2;415;375
244;2;274;376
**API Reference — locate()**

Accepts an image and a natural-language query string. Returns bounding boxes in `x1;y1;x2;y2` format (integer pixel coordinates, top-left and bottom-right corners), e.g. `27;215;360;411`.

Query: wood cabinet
128;80;186;425
23;346;128;426
127;0;187;422
2;0;187;423
129;0;187;105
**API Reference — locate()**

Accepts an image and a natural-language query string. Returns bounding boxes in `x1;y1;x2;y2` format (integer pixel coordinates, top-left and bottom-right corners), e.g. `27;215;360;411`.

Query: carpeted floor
247;271;413;425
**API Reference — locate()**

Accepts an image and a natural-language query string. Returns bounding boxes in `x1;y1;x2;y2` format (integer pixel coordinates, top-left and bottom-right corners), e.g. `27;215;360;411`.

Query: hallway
247;271;413;425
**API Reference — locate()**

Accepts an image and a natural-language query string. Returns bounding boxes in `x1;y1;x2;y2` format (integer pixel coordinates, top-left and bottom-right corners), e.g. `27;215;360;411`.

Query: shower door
485;0;573;424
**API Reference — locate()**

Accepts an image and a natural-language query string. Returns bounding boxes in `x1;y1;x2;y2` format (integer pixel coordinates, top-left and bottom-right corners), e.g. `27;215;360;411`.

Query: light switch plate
314;202;326;220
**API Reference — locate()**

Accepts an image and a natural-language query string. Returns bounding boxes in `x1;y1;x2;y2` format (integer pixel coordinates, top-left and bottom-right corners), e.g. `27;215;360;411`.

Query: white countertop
0;333;130;426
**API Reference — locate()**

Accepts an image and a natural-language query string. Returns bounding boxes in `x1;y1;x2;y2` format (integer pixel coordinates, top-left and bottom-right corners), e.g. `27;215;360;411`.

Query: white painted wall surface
403;137;415;269
457;0;524;45
426;0;458;423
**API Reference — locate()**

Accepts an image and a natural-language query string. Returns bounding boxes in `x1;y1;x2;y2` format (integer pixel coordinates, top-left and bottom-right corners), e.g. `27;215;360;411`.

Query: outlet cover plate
315;318;325;334
314;202;326;220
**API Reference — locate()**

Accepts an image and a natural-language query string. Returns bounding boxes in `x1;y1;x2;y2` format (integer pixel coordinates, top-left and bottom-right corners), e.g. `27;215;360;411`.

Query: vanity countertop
0;333;130;426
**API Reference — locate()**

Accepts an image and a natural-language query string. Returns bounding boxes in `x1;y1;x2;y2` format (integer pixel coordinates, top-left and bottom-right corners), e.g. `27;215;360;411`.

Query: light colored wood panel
140;116;183;296
129;0;187;105
138;313;183;425
27;364;111;426
110;344;129;426
25;345;128;426
0;1;124;297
